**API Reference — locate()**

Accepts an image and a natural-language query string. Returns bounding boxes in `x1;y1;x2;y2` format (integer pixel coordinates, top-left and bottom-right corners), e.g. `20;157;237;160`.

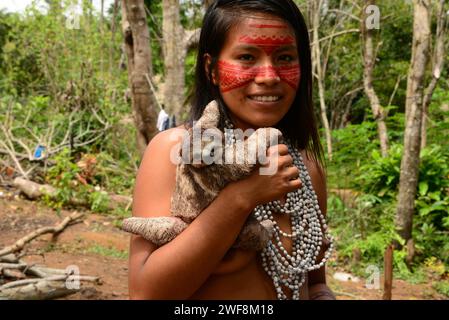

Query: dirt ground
0;191;446;300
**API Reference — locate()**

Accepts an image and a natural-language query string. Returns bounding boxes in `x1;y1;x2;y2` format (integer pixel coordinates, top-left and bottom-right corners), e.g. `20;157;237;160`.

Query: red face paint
248;24;288;29
238;34;295;55
217;21;300;93
218;60;300;92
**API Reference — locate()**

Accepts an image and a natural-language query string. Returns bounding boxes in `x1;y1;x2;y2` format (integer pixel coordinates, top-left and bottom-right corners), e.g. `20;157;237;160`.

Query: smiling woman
209;13;301;131
128;0;335;301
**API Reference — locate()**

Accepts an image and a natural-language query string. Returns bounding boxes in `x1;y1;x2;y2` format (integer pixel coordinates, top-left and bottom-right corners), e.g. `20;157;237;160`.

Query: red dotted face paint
218;61;300;92
248;24;288;29
239;22;295;55
238;34;295;56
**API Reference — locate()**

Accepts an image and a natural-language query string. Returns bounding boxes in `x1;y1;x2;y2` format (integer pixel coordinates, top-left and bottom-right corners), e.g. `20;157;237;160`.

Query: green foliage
330;138;449;271
0;2;137;216
426;88;449;149
328;94;449;273
327;120;379;189
86;244;128;259
433;281;449;298
88;190;110;213
328;194;400;263
43;148;81;211
356;144;403;199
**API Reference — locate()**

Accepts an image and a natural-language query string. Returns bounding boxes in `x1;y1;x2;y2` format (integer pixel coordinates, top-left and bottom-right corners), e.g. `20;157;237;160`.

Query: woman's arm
129;128;301;299
128;128;255;300
302;151;336;300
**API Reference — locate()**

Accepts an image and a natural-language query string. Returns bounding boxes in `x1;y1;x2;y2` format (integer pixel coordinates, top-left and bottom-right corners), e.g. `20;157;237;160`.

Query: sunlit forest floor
0;188;446;300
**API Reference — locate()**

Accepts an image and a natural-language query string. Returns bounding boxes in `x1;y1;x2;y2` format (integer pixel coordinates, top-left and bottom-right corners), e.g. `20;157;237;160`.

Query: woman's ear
204;53;218;86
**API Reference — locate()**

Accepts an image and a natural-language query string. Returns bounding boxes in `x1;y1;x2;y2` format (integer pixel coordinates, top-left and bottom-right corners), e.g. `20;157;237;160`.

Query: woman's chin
247;117;282;129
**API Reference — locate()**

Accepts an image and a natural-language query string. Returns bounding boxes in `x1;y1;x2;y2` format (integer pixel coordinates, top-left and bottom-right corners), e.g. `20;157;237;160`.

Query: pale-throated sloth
121;100;283;250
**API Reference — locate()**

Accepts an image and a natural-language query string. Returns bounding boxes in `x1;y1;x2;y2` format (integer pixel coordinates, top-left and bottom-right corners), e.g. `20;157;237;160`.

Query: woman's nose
254;64;281;86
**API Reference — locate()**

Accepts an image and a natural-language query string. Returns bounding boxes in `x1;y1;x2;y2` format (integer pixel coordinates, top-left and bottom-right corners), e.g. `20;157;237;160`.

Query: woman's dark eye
238;54;254;61
278;54;294;62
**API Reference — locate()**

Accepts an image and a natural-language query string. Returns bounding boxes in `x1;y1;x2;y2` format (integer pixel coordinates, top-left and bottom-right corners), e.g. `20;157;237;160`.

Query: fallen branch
12;177;57;199
0;219;102;300
0;267;101;300
0;211;84;257
12;177;132;210
0;278;78;300
0;254;19;263
1;275;100;290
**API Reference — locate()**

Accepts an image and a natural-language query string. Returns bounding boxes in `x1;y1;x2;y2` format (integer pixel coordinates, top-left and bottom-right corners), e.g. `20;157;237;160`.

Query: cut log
0;254;19;263
12;178;57;199
12;177;132;210
0;278;78;300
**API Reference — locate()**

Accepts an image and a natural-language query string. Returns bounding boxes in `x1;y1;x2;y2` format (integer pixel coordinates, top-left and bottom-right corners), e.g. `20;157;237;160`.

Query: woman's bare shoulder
146;125;188;151
132;126;188;218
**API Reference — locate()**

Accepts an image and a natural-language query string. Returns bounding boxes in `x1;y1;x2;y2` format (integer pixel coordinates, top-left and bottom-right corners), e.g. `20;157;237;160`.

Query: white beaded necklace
224;119;334;300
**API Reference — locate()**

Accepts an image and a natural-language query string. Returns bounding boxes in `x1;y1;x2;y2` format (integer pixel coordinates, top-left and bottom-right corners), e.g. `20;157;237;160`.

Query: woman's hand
230;143;302;209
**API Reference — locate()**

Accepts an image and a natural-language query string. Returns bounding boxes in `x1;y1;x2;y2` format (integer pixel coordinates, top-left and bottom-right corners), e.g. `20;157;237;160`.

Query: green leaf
429;192;441;201
418;182;429;196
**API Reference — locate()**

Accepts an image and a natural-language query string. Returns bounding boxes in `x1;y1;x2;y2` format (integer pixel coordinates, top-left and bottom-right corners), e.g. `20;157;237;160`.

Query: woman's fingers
267;144;289;157
284;166;300;180
288;178;302;190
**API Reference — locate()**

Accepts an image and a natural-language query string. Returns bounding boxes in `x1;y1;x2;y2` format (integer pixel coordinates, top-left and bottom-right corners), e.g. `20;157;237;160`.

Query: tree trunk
121;0;159;156
162;0;186;118
310;0;333;161
362;0;389;157
421;0;448;149
161;0;201;121
396;0;431;244
109;0;119;77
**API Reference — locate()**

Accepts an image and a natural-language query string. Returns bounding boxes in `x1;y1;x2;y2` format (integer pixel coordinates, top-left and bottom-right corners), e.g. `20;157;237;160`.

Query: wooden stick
0;279;78;300
2;268;26;279
0;211;84;257
26;266;48;278
0;254;19;263
383;244;394;300
0;263;27;270
0;275;100;290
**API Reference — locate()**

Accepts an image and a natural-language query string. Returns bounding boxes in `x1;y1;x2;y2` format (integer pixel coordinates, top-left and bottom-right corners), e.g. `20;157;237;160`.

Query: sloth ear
194;100;220;129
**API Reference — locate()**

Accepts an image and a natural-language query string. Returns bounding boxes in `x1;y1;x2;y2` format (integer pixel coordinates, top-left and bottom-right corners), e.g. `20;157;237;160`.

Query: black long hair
187;0;324;165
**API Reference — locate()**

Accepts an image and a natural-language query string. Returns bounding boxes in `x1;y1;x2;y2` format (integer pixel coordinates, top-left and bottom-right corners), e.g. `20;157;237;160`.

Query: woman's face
212;13;301;131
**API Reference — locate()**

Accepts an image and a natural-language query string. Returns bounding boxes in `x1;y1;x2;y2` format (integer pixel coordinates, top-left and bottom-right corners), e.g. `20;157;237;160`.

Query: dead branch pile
0;212;101;300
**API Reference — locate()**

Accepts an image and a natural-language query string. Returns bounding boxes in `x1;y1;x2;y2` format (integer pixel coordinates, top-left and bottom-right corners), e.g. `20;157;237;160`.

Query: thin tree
395;0;431;251
421;0;448;149
161;0;200;120
361;0;389;157
309;0;333;160
121;0;158;156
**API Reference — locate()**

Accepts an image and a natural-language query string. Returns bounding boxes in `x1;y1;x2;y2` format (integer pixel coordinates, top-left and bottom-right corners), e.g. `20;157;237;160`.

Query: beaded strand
224;119;334;300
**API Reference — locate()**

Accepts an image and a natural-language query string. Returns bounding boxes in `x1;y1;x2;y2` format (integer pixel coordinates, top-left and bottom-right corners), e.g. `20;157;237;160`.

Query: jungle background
0;0;448;299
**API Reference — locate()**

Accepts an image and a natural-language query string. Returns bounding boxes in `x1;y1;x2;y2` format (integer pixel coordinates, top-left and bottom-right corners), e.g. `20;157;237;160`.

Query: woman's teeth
249;96;281;102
